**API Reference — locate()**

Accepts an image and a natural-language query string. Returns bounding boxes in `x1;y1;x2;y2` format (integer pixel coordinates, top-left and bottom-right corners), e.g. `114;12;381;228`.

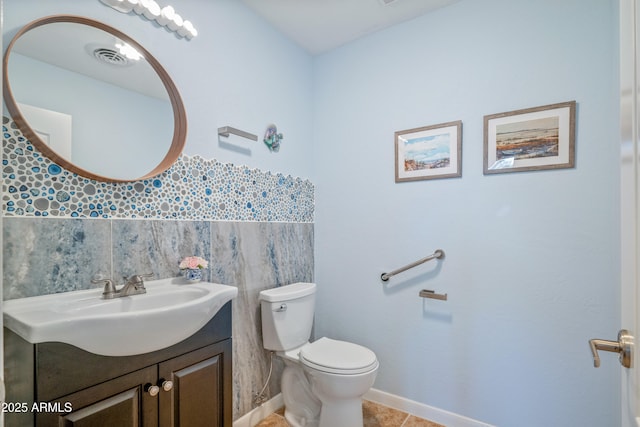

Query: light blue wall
2;0;623;425
312;0;620;426
3;0;314;180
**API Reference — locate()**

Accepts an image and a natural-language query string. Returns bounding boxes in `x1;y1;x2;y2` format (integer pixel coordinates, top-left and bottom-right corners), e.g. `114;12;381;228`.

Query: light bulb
133;0;148;15
118;0;137;12
100;0;134;13
167;12;183;31
156;5;175;26
142;0;161;20
178;20;197;39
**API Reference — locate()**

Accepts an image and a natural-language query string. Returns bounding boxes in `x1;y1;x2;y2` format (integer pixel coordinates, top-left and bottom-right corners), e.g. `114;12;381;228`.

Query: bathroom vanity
4;302;232;427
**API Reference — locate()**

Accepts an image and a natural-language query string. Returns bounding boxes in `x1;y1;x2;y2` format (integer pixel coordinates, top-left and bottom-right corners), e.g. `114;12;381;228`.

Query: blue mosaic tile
2;117;314;222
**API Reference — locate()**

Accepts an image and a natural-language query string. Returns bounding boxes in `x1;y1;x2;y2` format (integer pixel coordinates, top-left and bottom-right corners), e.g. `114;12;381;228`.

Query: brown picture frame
483;101;576;175
395;120;462;182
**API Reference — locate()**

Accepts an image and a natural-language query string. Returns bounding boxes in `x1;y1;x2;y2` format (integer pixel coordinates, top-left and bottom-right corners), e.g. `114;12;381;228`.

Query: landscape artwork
495;116;559;160
483;101;575;174
395;120;462;182
403;132;451;171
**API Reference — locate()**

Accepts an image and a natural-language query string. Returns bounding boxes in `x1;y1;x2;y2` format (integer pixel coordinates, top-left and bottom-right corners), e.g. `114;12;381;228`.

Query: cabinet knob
161;379;174;392
144;383;160;397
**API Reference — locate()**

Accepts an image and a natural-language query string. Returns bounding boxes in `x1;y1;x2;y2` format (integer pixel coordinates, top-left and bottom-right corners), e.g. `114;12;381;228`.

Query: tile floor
254;400;445;427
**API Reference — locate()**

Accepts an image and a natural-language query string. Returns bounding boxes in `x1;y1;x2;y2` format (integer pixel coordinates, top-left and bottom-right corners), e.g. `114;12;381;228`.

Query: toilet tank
259;282;316;351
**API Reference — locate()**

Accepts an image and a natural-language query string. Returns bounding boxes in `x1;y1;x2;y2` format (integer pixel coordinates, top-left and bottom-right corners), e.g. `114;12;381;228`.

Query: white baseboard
364;388;496;427
233;388;494;427
233;394;284;427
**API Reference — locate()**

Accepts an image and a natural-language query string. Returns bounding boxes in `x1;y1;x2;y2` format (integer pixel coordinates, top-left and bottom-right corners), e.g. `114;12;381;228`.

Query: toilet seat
300;337;378;375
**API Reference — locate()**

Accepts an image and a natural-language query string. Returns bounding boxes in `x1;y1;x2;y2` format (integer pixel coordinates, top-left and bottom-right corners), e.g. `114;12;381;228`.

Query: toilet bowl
259;283;379;427
300;337;378;427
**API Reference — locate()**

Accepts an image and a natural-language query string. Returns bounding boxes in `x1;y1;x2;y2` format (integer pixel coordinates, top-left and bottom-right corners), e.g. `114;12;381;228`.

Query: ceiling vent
92;47;129;66
378;0;401;5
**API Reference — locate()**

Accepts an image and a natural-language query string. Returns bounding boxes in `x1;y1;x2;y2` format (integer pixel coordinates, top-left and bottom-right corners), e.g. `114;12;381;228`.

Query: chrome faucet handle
91;278;117;298
121;273;153;293
128;273;153;287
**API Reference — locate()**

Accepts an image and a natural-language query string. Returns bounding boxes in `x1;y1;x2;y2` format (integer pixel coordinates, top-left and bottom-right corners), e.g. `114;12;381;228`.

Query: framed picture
395;120;462;182
483;101;576;174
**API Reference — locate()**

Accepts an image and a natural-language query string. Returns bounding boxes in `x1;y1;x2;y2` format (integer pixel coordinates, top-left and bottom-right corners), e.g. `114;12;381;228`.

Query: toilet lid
300;337;378;374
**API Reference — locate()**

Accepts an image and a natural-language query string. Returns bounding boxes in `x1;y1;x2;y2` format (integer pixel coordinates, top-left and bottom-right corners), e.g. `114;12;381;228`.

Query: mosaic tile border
2;117;314;222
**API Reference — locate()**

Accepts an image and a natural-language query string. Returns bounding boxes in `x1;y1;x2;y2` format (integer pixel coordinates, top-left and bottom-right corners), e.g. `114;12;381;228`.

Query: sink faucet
92;274;153;299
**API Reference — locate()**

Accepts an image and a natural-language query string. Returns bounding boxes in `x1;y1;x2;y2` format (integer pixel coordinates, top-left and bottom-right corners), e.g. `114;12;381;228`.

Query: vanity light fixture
99;0;198;40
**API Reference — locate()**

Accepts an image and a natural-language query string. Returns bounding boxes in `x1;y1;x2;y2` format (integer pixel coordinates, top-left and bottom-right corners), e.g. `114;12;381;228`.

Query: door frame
620;1;640;426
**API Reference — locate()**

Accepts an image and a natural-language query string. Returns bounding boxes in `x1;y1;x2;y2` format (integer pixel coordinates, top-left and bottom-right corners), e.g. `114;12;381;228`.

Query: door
158;340;232;427
620;1;639;426
37;365;158;427
17;103;72;160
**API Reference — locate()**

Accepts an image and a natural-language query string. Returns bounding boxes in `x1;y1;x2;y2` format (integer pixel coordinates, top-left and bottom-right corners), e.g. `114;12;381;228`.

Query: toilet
259;282;378;427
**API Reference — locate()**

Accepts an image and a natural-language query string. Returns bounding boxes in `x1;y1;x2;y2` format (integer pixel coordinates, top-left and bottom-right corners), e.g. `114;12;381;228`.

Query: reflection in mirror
3;15;187;182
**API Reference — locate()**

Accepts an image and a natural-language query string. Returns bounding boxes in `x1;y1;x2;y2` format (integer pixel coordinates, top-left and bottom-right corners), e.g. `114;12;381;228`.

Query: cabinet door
37;365;158;427
158;340;232;427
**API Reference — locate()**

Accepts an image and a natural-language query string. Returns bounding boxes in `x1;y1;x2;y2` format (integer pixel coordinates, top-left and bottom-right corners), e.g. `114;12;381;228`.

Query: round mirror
3;15;187;182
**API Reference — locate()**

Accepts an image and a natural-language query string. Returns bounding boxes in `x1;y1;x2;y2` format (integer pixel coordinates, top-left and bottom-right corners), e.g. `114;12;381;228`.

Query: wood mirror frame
3;15;187;182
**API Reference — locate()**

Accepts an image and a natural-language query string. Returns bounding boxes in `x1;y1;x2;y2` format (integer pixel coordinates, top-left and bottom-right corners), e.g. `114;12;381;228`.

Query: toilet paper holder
419;289;447;301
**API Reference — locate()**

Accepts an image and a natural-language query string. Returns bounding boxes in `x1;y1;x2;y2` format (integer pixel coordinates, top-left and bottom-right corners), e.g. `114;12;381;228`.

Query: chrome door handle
589;329;634;368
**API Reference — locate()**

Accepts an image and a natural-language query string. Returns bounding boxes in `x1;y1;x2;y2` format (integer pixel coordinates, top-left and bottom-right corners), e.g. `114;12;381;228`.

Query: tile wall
2;117;315;419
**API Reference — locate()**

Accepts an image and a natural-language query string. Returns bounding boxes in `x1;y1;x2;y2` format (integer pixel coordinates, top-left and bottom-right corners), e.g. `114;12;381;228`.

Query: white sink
3;278;238;356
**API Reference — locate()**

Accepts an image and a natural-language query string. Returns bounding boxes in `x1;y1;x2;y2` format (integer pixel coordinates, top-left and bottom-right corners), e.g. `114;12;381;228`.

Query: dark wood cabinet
159;344;227;427
5;302;233;427
38;365;159;427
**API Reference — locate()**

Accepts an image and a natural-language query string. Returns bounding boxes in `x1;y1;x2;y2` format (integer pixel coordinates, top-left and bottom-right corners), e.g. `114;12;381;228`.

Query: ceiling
240;0;461;55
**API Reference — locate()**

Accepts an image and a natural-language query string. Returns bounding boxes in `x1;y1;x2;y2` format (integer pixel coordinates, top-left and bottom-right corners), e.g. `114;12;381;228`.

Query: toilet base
317;397;364;427
303;360;378;427
280;358;321;427
285;410;319;427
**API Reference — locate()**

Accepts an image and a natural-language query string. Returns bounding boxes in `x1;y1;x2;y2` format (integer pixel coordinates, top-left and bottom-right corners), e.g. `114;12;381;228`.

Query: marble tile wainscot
2;217;314;421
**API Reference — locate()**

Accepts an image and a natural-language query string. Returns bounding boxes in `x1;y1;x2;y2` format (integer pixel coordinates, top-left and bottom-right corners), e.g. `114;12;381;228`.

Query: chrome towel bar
218;126;258;141
380;249;444;282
